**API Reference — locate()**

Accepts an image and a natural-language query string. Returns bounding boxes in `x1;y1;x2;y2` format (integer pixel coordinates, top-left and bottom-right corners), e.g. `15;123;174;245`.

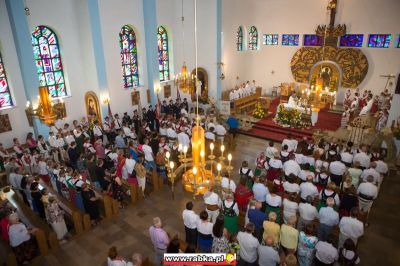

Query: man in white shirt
166;125;177;140
315;236;339;265
298;163;315;182
215;124;227;143
92;121;103;139
113;114;122;130
282;134;297;153
298;196;318;231
360;162;380;185
357;175;378;215
237;223;259;264
353;146;370;169
142;138;156;171
283;155;301;178
204;127;216;142
329;156;347;186
300;175;319;201
124;157;136;179
258;236;280;266
340;149;354;167
203;187;221;224
221;175;236;195
177;130;190;150
318;197;339;241
339;207;364;247
252;177;269;208
182;201;199;246
283;179;300;194
287;91;297;107
265;141;278;161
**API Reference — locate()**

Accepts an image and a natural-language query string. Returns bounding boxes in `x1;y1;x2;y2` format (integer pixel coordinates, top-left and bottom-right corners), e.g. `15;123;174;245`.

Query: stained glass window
263;34;279;45
157;26;170;81
119;25;139;88
31;26;67;98
303;34;323;46
368;34;391;48
339;34;364;47
396;35;400;48
248;26;258;50
0;52;13;109
236;26;244;51
282;34;299;46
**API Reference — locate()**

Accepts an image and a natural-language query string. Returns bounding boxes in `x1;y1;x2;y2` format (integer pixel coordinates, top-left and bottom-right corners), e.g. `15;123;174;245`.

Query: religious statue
320;66;332;89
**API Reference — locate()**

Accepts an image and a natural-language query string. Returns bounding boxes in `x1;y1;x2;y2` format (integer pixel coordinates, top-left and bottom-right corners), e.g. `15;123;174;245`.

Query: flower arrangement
253;102;265;119
276;104;302;127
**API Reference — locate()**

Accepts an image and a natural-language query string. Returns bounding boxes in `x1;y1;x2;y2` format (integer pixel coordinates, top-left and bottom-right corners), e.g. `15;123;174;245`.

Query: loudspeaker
395;74;400;94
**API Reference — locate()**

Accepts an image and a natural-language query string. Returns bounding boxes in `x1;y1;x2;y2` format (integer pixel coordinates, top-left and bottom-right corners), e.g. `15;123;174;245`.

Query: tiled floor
31;135;400;266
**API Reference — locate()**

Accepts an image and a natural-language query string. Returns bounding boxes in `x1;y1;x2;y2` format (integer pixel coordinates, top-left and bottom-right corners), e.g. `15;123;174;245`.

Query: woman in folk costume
341;107;350;129
266;151;283;182
254;151;268;177
343;89;352;109
376;109;389;132
370;95;379;114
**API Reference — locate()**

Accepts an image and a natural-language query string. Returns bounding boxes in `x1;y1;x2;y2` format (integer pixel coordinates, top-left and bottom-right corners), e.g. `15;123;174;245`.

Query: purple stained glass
282;34;299;46
368;34;391;48
157;26;170;81
340;34;364;47
119;25;140;88
0;53;13;108
303;34;323;46
32;26;67;98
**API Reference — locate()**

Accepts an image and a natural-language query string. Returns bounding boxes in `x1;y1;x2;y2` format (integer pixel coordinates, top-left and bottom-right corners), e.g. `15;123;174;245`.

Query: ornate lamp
25;87;67;125
174;62;196;93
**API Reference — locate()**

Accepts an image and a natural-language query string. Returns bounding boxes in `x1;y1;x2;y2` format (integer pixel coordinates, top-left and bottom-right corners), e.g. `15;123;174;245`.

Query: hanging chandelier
174;62;195;94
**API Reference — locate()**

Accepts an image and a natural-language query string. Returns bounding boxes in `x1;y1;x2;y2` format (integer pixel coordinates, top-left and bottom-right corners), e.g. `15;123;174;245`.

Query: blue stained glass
340;34;364;47
368;34;391;48
157;26;170;81
32;26;67;97
303;34;323;46
397;35;400;48
282;34;299;46
237;26;244;51
263;34;279;45
119;25;140;87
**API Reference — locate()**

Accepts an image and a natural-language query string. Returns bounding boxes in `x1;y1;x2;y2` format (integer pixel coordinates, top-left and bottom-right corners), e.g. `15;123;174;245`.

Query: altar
275;103;319;127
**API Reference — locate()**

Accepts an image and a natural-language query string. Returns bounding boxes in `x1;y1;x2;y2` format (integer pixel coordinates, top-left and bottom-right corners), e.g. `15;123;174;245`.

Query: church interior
0;0;400;265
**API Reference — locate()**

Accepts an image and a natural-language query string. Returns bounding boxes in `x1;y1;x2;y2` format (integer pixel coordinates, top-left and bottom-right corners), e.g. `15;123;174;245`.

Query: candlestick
217;163;222;181
165;151;170;167
227;153;233;173
219;144;225;161
208;142;216;160
169;161;175;199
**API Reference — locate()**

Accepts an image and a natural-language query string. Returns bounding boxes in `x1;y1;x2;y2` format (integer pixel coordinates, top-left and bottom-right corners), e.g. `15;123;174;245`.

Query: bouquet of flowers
276;104;302;127
253;102;265;119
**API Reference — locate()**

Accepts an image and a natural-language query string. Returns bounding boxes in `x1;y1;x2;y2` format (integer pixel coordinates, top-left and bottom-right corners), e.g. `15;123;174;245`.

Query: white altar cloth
279;103;319;126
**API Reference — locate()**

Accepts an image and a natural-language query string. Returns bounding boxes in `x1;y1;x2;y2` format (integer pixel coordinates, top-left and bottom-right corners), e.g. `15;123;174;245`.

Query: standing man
182;201;199;246
149;217;169;266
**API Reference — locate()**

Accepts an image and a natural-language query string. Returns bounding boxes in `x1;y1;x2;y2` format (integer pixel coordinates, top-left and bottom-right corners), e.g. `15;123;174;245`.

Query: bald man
258;236;280;266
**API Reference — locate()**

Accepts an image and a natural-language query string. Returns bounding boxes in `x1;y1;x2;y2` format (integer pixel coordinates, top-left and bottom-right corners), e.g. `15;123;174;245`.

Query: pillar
216;0;222;106
142;0;159;106
6;0;50;138
87;0;110;118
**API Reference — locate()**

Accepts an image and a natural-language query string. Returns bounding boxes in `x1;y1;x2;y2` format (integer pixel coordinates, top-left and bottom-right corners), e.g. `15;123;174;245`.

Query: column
142;0;159;106
216;0;222;106
5;0;49;138
87;0;109;118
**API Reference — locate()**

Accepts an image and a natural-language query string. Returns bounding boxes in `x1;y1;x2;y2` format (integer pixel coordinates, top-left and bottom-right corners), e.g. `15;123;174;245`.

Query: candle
210;143;214;155
192;167;197;175
169;161;175;169
228;153;232;166
217;163;222;178
200;150;205;159
183;145;188;154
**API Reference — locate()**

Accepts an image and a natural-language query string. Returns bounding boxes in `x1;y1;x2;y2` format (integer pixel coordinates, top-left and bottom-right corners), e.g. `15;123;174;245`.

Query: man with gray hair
258;236;280;266
318;197;339;241
148;217;169;266
237;223;259;265
357;175;378;224
298;196;318;232
127;253;143;266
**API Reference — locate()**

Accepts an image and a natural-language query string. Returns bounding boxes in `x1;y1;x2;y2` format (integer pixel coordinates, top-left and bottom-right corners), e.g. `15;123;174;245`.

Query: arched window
119;25;139;88
0;52;14;109
248;26;258;50
157;26;170;81
32;26;67;98
236;26;244;51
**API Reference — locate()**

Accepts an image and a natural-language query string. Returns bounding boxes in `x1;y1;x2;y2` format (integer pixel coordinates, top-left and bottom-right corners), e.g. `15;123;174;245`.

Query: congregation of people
0;96;234;265
147;134;389;266
229;80;258;101
341;88;392;132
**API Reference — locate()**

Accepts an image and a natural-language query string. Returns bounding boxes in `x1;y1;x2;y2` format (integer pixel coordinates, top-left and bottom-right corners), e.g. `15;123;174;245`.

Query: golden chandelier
174;62;195;94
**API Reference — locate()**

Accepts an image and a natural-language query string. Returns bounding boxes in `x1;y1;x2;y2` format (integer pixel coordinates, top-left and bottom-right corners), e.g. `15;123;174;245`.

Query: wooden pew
232;87;262;114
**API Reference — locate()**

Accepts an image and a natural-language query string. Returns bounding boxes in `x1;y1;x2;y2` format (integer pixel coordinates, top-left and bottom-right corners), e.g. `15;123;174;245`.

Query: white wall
222;0;400;97
0;0;33;147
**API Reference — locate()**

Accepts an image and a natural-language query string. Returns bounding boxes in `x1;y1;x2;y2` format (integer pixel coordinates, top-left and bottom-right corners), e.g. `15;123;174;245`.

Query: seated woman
265;186;282;224
318;182;340;210
234;177;253;211
47;196;68;242
197;210;213;253
8;213;38;264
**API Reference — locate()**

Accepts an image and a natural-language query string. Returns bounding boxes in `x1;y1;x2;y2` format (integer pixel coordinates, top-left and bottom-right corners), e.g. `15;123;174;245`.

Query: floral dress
211;236;230;253
297;231;318;266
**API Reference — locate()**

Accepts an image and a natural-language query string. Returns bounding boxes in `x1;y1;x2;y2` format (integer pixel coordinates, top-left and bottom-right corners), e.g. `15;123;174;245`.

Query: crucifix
327;0;338;28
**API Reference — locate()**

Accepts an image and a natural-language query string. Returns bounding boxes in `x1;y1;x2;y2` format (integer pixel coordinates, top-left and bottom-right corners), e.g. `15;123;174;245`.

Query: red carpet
239;98;342;142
